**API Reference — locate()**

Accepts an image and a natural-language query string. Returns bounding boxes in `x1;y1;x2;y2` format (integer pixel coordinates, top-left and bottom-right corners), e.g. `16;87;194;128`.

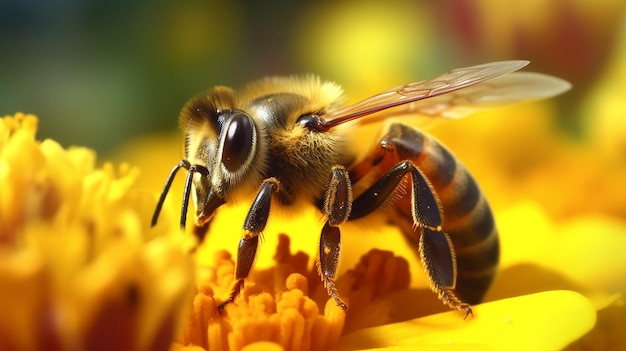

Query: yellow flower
117;123;615;350
4;93;623;351
0;113;195;351
170;231;598;351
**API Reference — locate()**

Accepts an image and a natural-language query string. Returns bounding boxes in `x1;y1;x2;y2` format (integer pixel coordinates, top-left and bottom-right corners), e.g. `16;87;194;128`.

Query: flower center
175;234;412;351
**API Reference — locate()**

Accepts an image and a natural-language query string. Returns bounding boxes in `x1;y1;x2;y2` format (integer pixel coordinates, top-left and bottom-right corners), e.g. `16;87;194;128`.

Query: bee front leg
349;161;472;318
318;166;352;311
218;177;280;312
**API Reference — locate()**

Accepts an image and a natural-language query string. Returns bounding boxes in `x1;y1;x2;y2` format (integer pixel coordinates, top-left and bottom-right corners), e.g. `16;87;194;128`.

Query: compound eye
222;112;255;172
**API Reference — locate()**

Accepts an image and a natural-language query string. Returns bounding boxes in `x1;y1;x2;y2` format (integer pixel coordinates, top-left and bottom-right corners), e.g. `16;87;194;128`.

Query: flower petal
338;290;596;351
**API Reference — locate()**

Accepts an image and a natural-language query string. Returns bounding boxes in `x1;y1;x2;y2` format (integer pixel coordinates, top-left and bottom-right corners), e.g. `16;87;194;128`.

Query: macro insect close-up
151;60;571;317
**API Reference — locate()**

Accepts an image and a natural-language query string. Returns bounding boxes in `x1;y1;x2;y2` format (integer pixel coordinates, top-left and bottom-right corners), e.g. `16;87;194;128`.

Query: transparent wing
320;61;570;129
374;72;572;121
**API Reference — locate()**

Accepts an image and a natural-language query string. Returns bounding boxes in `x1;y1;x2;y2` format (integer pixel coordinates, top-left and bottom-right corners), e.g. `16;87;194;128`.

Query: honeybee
152;61;570;317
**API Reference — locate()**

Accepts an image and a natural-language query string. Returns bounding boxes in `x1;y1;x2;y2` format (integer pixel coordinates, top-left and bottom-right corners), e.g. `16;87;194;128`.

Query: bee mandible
152;61;570;317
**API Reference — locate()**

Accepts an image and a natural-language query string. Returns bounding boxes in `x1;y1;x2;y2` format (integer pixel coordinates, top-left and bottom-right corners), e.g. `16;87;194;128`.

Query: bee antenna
179;163;210;229
151;160;191;227
180;165;195;228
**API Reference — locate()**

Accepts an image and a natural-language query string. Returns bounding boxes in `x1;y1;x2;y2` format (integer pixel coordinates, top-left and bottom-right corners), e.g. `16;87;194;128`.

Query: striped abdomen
356;123;499;304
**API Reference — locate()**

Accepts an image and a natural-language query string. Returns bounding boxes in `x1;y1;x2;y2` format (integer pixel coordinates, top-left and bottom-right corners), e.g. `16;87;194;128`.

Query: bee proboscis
152;61;570;316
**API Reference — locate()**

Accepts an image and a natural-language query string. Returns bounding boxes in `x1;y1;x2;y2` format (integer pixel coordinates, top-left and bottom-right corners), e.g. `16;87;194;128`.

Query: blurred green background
1;0;624;155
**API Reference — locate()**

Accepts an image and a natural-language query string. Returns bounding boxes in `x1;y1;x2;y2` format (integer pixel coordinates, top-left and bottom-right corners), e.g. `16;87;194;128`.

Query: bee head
178;88;265;227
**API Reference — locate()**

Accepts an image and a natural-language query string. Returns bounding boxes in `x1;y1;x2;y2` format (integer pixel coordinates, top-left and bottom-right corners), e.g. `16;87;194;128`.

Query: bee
152;61;570;317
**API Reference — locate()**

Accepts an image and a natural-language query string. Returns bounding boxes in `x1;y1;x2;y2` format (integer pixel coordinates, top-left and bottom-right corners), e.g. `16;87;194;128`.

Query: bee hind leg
348;159;472;317
421;226;473;319
218;178;280;312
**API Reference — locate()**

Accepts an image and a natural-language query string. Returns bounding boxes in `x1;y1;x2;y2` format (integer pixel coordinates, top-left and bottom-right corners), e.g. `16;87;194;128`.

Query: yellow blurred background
1;0;623;153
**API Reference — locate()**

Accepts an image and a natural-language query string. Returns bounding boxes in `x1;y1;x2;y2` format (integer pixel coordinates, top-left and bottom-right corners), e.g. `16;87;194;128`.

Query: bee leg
349;161;472;318
421;227;473;319
318;166;351;311
217;177;280;312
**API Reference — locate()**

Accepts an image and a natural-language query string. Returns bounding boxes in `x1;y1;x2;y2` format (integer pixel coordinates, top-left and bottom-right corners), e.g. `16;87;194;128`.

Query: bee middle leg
317;166;352;311
218;177;280;312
